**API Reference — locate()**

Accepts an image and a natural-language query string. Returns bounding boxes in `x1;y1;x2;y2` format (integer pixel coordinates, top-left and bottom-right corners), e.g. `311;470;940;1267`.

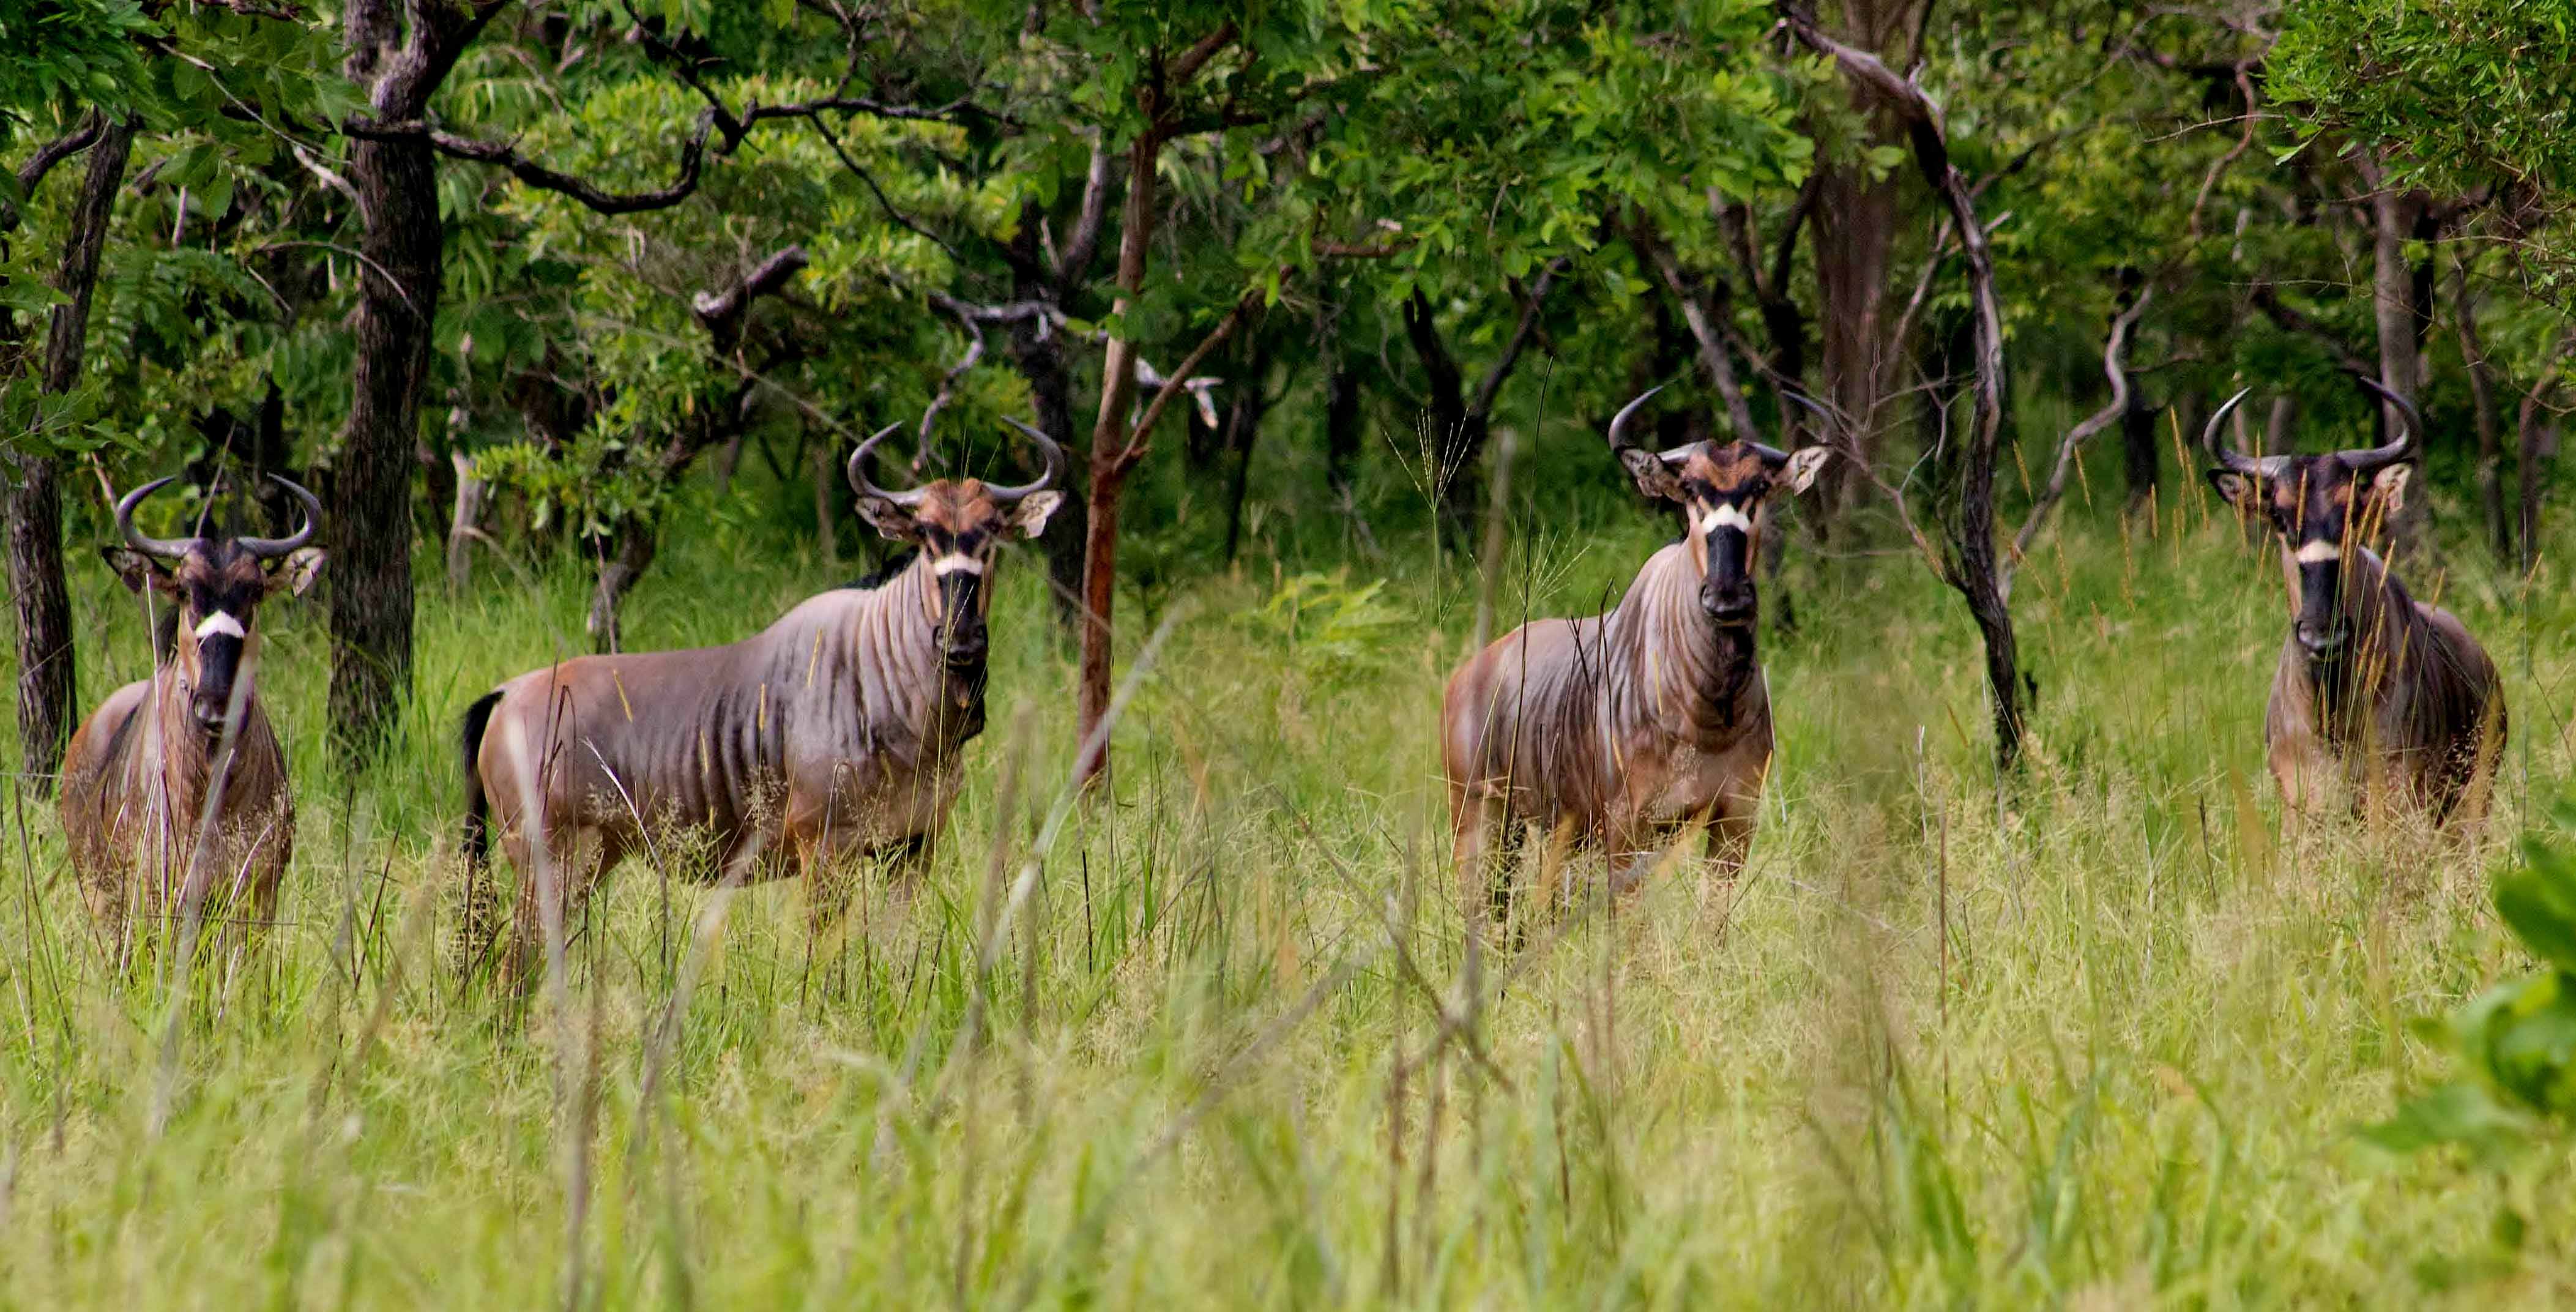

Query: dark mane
840;546;920;592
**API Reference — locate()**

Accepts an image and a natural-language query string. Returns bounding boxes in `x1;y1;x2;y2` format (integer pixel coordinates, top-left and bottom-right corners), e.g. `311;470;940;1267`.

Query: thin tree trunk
2518;370;2563;576
1402;268;1558;546
808;437;837;565
447;449;486;590
2120;390;2160;512
1076;129;1164;791
4;116;133;789
1003;283;1087;633
1323;357;1361;501
1789;6;2022;769
586;520;658;654
1220;330;1276;564
2450;253;2512;562
1399;286;1473;540
2264;395;2296;456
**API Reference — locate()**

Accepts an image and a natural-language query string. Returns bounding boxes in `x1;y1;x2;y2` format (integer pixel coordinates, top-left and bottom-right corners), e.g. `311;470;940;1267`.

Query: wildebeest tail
460;689;504;867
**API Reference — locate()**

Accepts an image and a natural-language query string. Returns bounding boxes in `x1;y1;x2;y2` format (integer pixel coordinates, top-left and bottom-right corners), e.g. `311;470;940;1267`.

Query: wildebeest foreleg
1707;791;1757;882
1450;785;1511;933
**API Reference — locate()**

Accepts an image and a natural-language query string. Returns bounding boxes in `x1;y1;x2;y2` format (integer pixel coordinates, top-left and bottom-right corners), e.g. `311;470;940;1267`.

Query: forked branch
2007;284;2153;591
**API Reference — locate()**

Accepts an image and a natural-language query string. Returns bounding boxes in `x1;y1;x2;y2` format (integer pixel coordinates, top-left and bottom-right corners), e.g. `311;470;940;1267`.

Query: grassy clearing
3;453;2573;1308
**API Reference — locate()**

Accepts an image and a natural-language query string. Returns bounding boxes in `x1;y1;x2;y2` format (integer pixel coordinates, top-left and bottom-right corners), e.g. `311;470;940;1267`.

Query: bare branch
931;294;1060;327
1629;213;1760;439
2187;60;2265;242
1314;238;1415;259
690;244;810;355
351;110;720;214
1469;258;1565;419
915;295;991;469
1118;289;1263;473
8;114;105;220
1051;138;1117;288
2249;281;2375;379
808;117;967;264
288;141;363;216
1169;22;1240;86
1784;1;2024;766
2008;284;2153;586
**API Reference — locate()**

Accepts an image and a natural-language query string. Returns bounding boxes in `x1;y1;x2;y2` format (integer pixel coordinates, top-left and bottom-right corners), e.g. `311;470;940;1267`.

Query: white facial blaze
2293;540;2340;564
932;553;985;576
193;610;247;641
1697;502;1752;536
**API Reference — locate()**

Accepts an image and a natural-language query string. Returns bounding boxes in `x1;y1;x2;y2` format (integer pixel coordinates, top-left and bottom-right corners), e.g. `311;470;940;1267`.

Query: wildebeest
2202;380;2506;826
1442;386;1830;912
459;420;1065;983
58;475;326;957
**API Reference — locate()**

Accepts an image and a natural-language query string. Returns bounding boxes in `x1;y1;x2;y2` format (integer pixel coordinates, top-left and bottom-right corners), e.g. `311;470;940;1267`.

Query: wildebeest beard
1705;625;1757;729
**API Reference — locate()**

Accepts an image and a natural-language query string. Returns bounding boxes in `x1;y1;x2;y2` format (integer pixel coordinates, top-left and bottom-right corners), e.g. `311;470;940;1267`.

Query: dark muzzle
191;635;245;737
938;575;989;668
1702;527;1757;626
2294;559;2346;659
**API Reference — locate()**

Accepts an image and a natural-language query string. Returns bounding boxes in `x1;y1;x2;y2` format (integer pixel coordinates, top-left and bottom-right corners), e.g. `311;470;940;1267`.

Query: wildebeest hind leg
499;823;604;997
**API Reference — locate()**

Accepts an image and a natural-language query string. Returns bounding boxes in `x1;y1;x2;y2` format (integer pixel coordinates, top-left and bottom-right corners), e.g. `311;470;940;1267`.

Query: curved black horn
985;417;1067;502
114;477;198;561
2347;377;2422;470
846;423;925;506
1606;384;1668;455
2201;387;2283;479
237;475;321;559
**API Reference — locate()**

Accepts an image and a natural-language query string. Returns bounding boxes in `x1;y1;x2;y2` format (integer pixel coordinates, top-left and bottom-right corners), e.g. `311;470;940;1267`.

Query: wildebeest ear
1782;446;1832;494
101;545;175;595
1617;448;1686;502
855;496;918;542
267;546;326;598
1007;490;1063;539
2204;469;2254;507
2369;463;2411;514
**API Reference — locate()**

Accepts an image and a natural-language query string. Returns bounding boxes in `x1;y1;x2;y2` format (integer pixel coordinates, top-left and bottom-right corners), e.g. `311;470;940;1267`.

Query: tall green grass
2;449;2571;1307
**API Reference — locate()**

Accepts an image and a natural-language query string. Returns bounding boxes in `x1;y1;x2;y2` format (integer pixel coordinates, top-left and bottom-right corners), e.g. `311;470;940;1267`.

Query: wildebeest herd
54;388;2509;967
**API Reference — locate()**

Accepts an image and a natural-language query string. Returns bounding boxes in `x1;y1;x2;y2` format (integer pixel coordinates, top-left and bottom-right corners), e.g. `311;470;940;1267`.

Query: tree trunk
1004;290;1088;633
1815;168;1899;521
1809;0;1913;524
1076;130;1166;791
808;437;838;565
1323;357;1361;502
585;518;658;653
2518;373;2560;576
1400;286;1475;543
334;4;460;758
447;449;486;590
2264;395;2296;456
2366;172;2430;562
4;116;133;789
2450;254;2512;562
1220;329;1276;564
2120;387;2160;514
